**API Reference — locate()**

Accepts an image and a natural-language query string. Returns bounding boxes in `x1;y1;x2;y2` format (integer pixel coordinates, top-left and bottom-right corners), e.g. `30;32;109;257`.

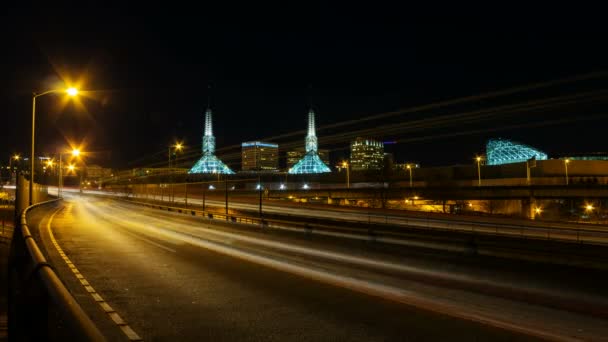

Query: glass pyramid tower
189;109;235;174
288;109;331;174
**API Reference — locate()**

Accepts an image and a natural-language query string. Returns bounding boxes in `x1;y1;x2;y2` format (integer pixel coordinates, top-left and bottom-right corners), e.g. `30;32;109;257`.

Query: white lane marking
47;207;143;341
85;198;594;340
86;208;582;341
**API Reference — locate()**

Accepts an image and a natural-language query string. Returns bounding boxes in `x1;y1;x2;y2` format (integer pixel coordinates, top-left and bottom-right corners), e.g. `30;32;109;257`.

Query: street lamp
342;161;350;189
406;164;413;188
30;87;78;205
57;149;82;197
8;154;20;184
168;142;183;168
9;154;20;170
475;156;482;186
564;159;570;185
168;142;183;202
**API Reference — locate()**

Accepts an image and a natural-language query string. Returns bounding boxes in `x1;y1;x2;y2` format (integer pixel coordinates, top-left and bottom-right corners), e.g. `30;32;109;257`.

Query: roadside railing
8;198;106;341
123;197;608;247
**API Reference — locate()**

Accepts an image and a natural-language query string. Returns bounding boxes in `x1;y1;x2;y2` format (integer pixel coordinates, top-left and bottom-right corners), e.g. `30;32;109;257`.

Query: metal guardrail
8;198;106;341
125;198;608;247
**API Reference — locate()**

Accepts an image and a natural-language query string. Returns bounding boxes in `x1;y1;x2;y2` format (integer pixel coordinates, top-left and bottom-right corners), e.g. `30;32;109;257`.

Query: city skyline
1;10;607;169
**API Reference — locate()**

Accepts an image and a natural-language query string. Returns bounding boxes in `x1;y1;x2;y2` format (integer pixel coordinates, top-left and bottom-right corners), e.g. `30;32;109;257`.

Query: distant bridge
268;185;608;201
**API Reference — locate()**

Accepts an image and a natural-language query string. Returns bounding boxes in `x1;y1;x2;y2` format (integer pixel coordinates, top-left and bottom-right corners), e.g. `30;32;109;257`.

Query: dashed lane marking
47;207;143;341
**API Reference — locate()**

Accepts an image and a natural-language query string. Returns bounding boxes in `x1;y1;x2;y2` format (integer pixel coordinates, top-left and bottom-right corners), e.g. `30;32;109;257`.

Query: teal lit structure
288;109;331;174
189;108;235;174
486;138;547;166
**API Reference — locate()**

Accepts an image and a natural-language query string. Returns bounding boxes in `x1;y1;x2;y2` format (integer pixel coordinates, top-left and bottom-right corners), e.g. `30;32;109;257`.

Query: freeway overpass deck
269;184;608;200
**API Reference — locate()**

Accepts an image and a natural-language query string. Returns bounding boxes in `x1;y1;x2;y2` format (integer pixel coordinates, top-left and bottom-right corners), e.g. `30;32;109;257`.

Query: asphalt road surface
27;194;608;341
62;187;608;246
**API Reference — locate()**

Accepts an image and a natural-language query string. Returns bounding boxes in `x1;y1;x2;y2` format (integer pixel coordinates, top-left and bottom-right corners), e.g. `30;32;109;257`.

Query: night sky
2;8;607;169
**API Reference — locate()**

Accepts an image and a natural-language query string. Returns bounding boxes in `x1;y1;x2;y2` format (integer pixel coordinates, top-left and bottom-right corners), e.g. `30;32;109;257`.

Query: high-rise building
350;137;384;171
286;148;329;169
189;108;235;174
288;109;331;174
242;141;279;171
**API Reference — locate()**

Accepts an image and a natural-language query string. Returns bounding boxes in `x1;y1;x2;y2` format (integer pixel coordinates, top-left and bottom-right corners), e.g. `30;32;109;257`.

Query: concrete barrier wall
15;175;49;215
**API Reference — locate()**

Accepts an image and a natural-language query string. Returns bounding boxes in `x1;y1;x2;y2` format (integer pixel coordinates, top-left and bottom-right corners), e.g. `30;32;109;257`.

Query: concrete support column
528;196;537;220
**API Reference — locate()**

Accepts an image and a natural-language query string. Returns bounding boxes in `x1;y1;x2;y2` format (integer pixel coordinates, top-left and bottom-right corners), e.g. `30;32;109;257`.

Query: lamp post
9;154;20;171
168;142;183;202
30;87;78;205
45;159;55;194
258;174;263;220
476;156;482;186
68;148;85;195
66;163;76;194
564;159;570;185
55;148;82;197
8;154;19;185
406;164;413;188
342;161;350;189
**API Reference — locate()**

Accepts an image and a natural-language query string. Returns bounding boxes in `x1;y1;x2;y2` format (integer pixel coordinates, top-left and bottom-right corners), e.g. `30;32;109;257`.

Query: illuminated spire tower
305;109;318;153
189;107;234;174
288;108;331;174
202;109;216;155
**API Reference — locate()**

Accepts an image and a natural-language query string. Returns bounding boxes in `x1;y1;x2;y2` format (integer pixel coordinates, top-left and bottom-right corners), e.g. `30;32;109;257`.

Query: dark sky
1;7;608;169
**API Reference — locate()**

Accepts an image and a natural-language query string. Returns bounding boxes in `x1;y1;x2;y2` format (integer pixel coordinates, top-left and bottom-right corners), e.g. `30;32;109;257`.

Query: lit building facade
350;137;384;171
486;138;547;166
286;148;329;169
242;141;279;171
559;153;608;161
189;108;235;174
288;109;331;174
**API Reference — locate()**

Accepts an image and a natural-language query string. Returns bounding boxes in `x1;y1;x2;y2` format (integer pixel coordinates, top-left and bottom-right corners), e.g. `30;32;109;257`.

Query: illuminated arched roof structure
486;138;548;165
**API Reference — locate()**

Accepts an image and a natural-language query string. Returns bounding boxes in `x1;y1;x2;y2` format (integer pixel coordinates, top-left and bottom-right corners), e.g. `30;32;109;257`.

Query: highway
26;194;608;341
72;187;608;246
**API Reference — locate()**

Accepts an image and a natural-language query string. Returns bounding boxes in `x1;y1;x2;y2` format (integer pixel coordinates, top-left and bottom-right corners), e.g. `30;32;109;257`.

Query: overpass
268;184;608;201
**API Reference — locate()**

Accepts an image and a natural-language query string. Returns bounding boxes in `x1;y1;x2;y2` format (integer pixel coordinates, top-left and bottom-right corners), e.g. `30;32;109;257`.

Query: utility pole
202;182;206;212
225;175;228;218
258;174;263;221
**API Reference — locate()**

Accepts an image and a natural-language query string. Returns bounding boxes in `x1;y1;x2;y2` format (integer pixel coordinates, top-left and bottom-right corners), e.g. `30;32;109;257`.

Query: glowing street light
342;161;350;189
167;142;184;202
406;164;413;188
586;204;594;212
30;87;79;205
476;156;482;185
66;87;79;96
564;159;570;185
9;154;20;172
56;148;84;197
168;142;184;168
534;207;542;216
